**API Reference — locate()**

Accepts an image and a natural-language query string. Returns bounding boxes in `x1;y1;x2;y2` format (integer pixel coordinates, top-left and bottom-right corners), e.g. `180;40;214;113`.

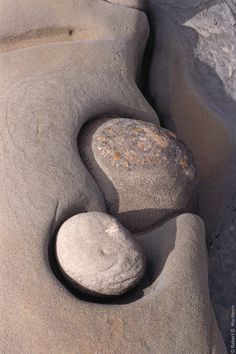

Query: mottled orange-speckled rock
79;118;198;232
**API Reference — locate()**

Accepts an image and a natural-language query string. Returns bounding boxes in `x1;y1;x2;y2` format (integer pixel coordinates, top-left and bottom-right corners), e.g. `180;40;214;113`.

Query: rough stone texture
147;0;236;349
0;0;226;353
56;212;146;296
79;118;197;232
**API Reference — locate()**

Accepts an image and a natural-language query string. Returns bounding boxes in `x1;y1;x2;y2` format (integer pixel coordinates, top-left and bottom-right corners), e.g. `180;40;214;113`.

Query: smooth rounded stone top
79;118;198;232
88;119;194;174
56;212;146;297
105;0;147;11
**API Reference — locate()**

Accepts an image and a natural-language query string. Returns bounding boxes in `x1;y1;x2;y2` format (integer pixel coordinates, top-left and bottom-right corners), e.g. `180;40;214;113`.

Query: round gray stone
79;118;198;232
56;211;146;297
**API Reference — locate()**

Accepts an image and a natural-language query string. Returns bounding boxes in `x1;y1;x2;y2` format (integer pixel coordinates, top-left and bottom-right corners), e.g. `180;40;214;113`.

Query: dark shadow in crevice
140;7;166;123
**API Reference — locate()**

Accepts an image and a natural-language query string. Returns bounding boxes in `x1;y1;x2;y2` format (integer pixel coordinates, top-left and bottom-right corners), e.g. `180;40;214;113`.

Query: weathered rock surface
105;0;146;11
79;118;198;232
0;0;226;353
56;212;146;296
147;0;236;348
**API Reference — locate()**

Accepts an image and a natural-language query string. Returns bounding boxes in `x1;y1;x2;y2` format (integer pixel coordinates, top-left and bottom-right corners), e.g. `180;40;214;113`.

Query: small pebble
56;212;146;297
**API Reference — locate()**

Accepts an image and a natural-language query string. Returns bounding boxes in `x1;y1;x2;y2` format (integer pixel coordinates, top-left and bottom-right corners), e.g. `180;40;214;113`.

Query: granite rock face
148;0;236;348
56;212;146;296
0;0;226;353
79;118;198;232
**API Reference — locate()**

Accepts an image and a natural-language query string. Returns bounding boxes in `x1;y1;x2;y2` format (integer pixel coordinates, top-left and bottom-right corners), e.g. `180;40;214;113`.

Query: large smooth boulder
79;118;198;232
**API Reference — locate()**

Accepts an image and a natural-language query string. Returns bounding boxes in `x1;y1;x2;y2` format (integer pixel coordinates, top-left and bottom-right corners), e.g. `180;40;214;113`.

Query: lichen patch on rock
79;118;198;232
94;118;193;172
